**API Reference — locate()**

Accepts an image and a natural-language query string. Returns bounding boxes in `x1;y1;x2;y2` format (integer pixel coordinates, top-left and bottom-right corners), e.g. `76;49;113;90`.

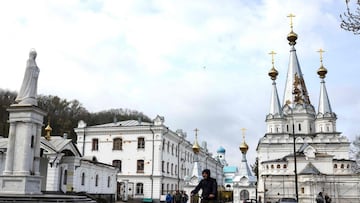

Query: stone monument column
0;49;46;194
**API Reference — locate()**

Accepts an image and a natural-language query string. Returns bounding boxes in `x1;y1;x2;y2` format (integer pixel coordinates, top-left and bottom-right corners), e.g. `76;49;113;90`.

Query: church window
92;138;99;151
137;160;144;173
112;160;122;172
161;184;165;195
240;190;249;200
95;174;99;186
63;169;68;185
136;183;144;194
81;172;85;185
277;164;280;169
31;135;34;148
107;176;111;187
113;138;122;150
298;123;301;131
341;164;344;168
334;164;337;168
137;137;145;149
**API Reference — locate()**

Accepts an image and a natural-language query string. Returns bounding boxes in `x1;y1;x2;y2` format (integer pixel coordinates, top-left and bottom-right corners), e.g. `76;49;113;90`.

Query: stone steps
0;194;97;202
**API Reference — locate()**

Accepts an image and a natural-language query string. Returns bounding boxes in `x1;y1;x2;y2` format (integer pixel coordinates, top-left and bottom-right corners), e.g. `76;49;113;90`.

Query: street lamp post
292;122;299;201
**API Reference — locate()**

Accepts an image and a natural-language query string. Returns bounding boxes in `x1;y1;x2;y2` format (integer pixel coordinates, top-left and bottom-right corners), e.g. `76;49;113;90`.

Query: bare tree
340;0;360;34
350;135;360;173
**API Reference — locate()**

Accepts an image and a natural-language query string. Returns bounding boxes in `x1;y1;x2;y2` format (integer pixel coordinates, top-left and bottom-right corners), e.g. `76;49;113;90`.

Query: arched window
112;160;122;172
136;183;144;194
341;164;344;168
81;172;85;185
334;164;337;168
113;138;122;150
240;190;249;200
283;164;287;169
137;160;144;173
271;164;274;169
277;164;281;169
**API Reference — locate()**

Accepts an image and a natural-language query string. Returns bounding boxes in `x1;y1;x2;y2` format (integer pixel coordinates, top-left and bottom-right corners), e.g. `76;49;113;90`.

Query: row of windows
112;160;144;173
161;183;178;195
265;163;350;170
92;137;145;151
63;170;112;188
161;140;193;163
266;164;287;169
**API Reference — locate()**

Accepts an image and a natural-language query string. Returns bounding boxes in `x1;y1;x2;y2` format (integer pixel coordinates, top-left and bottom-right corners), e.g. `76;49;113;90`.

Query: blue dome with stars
217;146;226;153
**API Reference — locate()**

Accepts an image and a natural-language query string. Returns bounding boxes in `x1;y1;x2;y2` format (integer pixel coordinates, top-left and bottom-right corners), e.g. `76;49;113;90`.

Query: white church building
74;115;223;202
257;23;360;203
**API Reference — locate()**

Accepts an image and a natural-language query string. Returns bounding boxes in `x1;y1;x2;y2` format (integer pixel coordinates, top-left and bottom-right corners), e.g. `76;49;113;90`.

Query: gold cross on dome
317;48;325;64
241;128;246;140
194;128;199;136
269;50;276;66
287;13;296;29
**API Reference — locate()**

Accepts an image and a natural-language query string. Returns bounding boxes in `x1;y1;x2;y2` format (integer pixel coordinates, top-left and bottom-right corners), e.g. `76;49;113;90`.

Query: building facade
74;115;223;202
257;25;360;203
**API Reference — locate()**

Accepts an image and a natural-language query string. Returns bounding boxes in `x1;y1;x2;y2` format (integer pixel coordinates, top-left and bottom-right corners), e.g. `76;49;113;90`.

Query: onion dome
44;121;52;141
192;128;201;154
268;51;278;80
287;13;298;46
317;49;327;79
239;140;249;154
217;146;226;153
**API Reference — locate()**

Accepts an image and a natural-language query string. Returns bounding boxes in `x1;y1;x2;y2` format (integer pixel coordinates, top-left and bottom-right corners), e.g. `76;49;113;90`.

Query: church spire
283;14;311;107
316;49;333;115
268;51;282;116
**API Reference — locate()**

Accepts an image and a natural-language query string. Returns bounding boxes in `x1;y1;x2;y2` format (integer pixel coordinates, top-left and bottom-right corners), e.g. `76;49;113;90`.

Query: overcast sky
1;0;360;167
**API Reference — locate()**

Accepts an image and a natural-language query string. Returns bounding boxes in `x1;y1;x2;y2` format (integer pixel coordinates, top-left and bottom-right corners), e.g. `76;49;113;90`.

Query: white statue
15;49;40;106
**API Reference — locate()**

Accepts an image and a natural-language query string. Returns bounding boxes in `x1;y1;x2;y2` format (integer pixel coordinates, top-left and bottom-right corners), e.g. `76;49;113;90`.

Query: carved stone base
0;175;42;194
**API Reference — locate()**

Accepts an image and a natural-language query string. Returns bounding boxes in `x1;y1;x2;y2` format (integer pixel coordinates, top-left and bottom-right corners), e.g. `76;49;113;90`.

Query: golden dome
192;128;201;154
44;122;52;141
317;65;327;79
287;30;298;45
192;140;200;154
239;141;249;154
268;67;278;80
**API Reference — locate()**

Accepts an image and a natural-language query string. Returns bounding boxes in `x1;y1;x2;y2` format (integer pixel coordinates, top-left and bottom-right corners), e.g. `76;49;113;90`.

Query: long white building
74;115;223;202
257;24;360;203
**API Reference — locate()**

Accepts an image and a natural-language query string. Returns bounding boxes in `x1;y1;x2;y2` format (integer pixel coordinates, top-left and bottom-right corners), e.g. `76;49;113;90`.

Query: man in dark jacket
191;169;217;203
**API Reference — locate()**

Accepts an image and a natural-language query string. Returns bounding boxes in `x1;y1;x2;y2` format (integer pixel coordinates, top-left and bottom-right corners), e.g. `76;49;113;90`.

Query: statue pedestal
0;104;46;194
0;175;42;194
